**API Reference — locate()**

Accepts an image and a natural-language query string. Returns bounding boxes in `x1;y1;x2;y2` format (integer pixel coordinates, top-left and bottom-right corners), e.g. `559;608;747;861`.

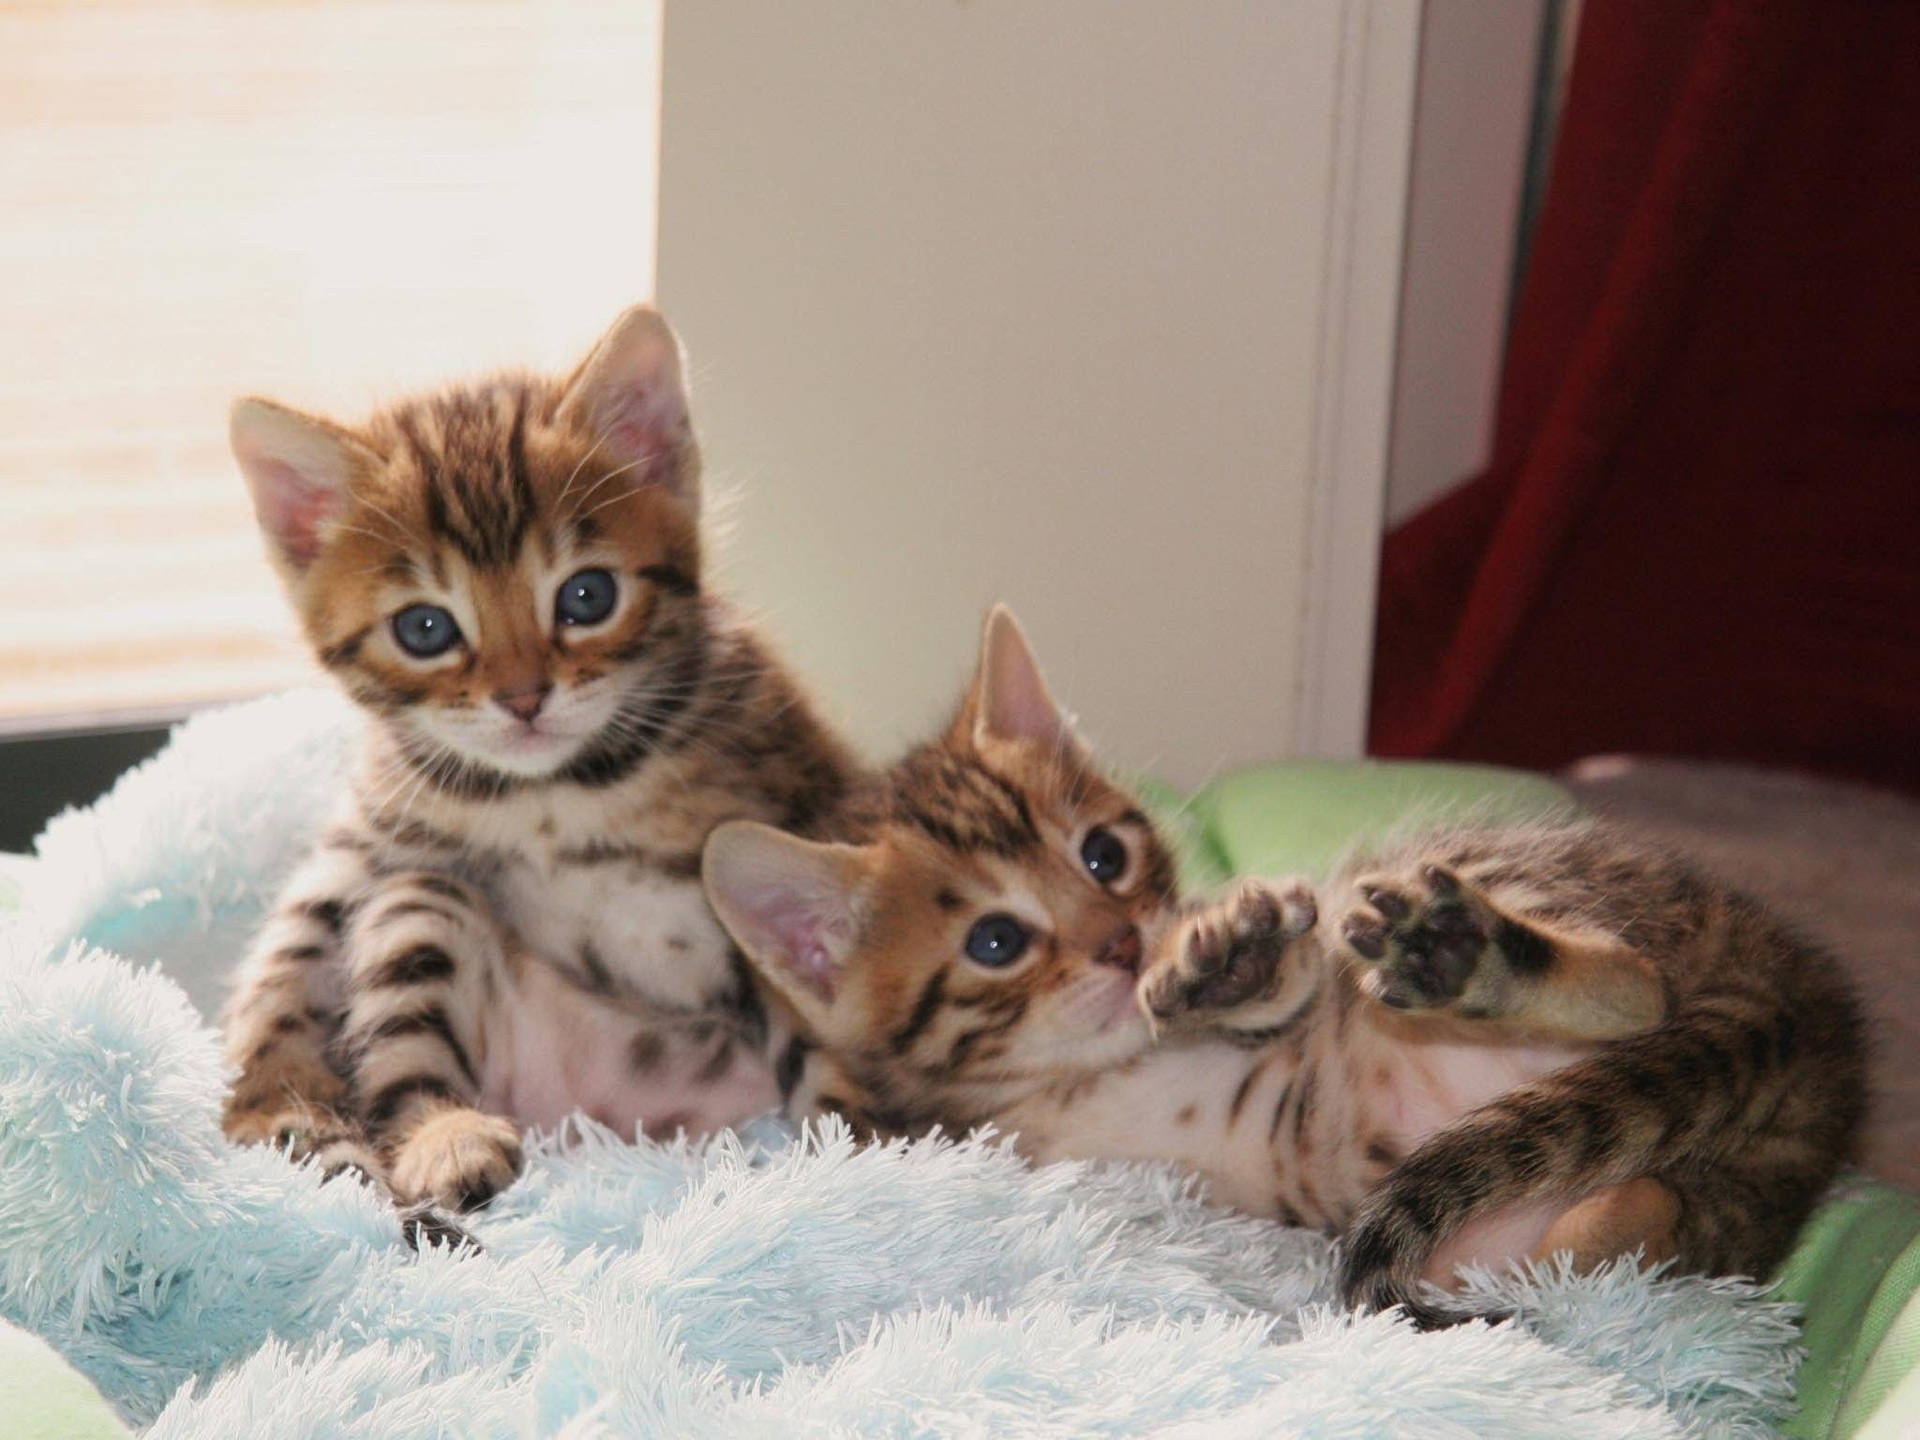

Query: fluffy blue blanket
0;695;1803;1436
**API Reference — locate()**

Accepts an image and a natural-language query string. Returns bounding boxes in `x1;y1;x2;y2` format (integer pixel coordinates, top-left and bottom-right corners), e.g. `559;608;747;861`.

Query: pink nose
1096;925;1142;975
494;683;551;723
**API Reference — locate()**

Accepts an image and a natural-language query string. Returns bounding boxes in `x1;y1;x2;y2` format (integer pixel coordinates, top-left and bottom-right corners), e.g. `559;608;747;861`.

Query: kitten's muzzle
494;681;553;723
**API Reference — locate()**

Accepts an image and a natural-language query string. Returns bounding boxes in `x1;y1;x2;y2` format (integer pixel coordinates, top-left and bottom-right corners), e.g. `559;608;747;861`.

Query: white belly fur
1001;1018;1593;1226
478;960;777;1138
476;859;778;1137
495;862;735;1012
1008;1042;1303;1217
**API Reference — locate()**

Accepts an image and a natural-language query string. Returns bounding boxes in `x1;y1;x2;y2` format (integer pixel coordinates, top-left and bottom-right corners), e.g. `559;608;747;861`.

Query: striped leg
222;837;383;1180
338;869;524;1211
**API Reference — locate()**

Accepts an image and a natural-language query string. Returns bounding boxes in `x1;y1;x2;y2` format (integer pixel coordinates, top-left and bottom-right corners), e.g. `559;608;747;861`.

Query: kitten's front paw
1139;878;1317;1024
1338;864;1497;1010
388;1109;524;1212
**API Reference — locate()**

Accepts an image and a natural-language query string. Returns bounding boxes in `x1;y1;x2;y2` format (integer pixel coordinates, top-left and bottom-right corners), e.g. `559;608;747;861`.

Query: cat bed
1;691;1915;1437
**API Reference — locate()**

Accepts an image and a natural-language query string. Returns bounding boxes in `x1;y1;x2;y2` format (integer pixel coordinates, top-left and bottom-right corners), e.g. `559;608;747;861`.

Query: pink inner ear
983;642;1064;746
762;899;840;1003
256;458;337;567
794;945;838;1001
597;389;689;495
987;676;1061;747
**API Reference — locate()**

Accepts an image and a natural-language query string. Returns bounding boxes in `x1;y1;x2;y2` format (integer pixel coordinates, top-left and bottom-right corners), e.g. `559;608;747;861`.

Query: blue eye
963;913;1031;968
556;568;617;626
1080;826;1129;885
390;604;462;658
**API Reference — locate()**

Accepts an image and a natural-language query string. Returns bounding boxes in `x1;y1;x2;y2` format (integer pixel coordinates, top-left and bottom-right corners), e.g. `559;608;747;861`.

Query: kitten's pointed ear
230;398;378;576
556;304;698;503
704;821;870;1037
959;604;1079;754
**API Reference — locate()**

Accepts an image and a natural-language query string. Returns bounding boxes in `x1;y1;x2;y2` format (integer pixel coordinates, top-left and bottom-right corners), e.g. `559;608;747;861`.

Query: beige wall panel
659;2;1417;783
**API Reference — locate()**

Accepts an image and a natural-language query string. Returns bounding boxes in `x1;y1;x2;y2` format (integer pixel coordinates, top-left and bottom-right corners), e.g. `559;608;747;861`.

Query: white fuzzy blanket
0;694;1803;1436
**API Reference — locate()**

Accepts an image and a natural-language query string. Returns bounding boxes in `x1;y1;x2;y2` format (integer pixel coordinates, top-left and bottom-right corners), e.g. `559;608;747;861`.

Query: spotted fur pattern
706;609;1865;1326
222;307;858;1212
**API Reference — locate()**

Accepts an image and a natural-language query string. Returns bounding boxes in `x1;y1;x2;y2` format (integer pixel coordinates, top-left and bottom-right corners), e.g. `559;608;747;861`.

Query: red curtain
1368;0;1920;793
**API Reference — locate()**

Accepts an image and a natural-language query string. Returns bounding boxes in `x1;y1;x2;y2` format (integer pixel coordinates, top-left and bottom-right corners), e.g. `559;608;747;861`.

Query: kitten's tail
1338;984;1864;1328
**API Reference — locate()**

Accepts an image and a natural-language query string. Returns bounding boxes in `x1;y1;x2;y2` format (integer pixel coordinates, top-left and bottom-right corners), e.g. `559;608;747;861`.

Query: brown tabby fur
706;609;1866;1324
221;306;858;1216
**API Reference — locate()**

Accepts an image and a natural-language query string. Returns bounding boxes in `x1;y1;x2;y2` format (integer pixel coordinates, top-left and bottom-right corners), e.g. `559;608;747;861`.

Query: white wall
1385;0;1545;525
658;3;1418;785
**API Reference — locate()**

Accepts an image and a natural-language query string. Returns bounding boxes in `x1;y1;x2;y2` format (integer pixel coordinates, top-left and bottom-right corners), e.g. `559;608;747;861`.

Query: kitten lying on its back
704;607;1864;1323
221;306;859;1213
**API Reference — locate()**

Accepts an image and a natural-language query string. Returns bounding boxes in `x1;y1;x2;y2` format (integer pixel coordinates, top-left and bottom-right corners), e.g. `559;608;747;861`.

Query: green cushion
1193;759;1578;880
1775;1179;1920;1439
1136;760;1575;892
1130;775;1236;889
0;1321;130;1440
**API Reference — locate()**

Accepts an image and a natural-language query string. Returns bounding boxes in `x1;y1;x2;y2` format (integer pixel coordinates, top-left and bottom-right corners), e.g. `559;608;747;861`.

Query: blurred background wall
656;2;1423;786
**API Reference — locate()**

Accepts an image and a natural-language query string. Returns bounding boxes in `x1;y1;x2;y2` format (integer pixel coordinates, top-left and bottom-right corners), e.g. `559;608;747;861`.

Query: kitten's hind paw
1338;864;1510;1012
1139;878;1317;1027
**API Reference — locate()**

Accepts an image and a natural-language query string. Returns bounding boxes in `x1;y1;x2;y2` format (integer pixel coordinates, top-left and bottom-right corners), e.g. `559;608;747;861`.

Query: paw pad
1343;866;1491;1008
1142;880;1315;1020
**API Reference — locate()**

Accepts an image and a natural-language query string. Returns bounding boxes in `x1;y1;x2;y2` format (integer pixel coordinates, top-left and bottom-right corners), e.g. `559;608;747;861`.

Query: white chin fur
469;735;586;778
1039;977;1154;1070
412;683;627;779
412;712;595;780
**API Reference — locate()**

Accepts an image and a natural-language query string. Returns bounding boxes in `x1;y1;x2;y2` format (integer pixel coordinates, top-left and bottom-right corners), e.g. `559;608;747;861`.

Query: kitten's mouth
457;719;588;777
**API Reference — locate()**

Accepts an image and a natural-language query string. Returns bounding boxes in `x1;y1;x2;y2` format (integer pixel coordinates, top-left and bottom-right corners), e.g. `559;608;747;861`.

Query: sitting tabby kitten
222;306;858;1211
704;608;1864;1323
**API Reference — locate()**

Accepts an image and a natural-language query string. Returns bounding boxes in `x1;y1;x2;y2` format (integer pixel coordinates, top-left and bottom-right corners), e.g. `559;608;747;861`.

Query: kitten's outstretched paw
1139;878;1317;1024
1338;864;1504;1011
389;1109;524;1212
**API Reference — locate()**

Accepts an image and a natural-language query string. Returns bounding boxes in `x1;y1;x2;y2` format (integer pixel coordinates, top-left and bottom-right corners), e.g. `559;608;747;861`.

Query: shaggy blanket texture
0;694;1807;1437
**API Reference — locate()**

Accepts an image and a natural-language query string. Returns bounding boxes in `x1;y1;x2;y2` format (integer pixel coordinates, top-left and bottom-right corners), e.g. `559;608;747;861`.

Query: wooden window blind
0;0;660;726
